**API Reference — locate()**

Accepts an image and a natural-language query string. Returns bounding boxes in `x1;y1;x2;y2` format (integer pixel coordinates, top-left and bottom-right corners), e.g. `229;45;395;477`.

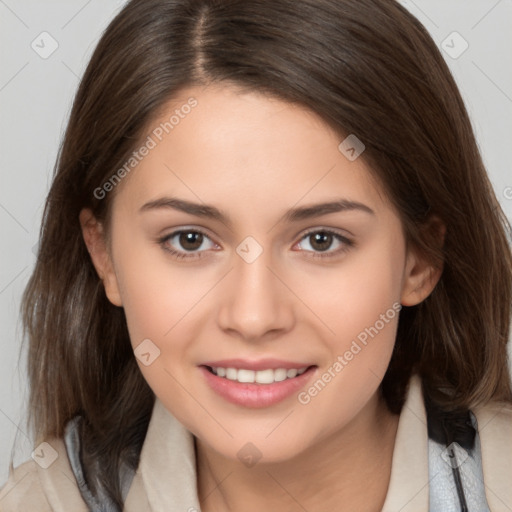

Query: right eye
158;229;218;260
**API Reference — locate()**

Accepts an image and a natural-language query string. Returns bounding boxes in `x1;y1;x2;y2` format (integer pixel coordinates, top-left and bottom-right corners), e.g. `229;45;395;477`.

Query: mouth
204;365;311;384
199;363;318;408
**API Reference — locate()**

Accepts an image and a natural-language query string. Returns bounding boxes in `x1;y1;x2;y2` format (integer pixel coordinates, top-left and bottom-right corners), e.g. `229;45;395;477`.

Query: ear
79;208;123;307
400;215;446;307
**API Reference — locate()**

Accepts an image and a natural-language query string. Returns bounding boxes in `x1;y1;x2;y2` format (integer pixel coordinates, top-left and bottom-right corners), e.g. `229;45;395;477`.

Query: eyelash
157;228;354;261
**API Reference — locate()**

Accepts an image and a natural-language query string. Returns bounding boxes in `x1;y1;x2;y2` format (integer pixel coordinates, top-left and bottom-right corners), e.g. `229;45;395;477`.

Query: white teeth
274;368;287;382
211;366;309;384
226;368;237;380
237;369;255;383
255;369;274;384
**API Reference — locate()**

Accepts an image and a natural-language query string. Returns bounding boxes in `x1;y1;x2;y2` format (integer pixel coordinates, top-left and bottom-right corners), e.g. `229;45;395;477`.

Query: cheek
290;237;402;385
113;244;220;384
114;252;213;426
291;237;404;431
116;267;179;348
293;230;405;357
112;229;205;346
331;255;402;365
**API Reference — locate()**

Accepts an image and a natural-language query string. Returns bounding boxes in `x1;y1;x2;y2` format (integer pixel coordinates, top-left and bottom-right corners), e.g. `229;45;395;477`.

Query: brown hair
19;0;512;506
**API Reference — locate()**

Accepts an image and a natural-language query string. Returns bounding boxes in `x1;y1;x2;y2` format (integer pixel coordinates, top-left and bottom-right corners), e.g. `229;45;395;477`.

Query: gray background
1;0;511;482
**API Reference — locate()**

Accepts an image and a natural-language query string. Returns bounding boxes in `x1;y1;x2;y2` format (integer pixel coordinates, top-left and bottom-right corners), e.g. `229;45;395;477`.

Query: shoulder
0;459;51;511
473;399;512;441
0;437;88;512
472;399;512;510
471;398;512;465
473;399;512;454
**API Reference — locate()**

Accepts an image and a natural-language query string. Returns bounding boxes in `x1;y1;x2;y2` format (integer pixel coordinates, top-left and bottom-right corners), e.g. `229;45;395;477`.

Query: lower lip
199;365;317;408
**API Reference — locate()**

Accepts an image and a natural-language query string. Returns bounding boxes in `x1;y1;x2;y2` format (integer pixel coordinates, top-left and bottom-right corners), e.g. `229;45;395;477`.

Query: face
81;83;438;463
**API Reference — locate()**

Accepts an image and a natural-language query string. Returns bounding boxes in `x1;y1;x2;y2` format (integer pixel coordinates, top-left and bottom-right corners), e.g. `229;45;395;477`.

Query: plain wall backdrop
1;0;511;482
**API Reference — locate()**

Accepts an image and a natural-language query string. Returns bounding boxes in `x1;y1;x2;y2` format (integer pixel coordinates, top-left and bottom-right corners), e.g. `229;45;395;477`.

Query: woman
1;0;511;510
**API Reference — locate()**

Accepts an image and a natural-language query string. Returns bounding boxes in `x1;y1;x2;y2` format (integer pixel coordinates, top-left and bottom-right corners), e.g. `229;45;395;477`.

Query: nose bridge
217;243;294;339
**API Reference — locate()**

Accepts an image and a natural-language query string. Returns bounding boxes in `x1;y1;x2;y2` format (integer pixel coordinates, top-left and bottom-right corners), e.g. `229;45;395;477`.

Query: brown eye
179;231;204;251
159;229;217;259
295;229;354;258
308;232;333;252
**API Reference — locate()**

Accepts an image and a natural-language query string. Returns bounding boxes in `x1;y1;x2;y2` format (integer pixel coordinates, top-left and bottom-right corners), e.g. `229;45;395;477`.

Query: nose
217;249;295;342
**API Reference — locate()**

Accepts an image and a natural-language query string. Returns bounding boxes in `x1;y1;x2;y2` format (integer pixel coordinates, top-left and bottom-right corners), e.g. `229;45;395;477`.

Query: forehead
111;83;391;220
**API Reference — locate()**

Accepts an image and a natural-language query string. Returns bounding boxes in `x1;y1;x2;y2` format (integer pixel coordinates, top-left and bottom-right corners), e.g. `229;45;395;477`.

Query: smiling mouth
204;365;314;384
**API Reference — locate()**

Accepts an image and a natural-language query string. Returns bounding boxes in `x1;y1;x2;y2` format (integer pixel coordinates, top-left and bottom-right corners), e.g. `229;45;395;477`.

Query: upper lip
201;358;315;371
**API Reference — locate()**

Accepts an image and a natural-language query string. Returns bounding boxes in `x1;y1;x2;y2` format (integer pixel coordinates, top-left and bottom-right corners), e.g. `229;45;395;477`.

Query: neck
196;390;400;512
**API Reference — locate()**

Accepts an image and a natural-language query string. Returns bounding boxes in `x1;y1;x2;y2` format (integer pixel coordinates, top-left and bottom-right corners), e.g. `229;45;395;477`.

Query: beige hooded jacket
1;374;511;511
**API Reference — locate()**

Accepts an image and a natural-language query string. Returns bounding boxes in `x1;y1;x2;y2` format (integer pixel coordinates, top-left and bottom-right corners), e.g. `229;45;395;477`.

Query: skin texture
80;84;442;511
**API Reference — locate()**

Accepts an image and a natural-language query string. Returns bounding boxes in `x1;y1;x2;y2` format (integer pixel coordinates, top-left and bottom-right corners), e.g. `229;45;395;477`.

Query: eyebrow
139;196;375;226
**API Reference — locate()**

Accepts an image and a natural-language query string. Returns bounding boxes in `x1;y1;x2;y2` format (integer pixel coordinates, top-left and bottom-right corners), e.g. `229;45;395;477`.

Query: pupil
310;232;332;251
180;232;203;251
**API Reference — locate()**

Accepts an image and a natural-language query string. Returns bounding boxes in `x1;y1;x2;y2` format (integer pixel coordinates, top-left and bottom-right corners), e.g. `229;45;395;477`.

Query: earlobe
400;215;445;307
79;208;123;307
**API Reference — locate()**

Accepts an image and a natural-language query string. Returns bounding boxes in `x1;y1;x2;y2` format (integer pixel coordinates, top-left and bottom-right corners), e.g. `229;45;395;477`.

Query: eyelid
297;226;352;239
158;226;219;245
295;224;355;240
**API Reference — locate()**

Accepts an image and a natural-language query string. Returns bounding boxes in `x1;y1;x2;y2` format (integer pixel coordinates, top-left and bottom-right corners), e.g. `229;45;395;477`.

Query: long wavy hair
17;0;512;507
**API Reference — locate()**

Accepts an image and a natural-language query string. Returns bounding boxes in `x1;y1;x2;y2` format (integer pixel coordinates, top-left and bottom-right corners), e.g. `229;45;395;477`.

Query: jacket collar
381;373;429;511
130;401;201;511
125;373;430;511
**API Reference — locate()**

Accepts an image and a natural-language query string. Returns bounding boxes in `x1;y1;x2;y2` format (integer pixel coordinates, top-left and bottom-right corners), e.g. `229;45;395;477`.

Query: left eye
295;230;352;255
